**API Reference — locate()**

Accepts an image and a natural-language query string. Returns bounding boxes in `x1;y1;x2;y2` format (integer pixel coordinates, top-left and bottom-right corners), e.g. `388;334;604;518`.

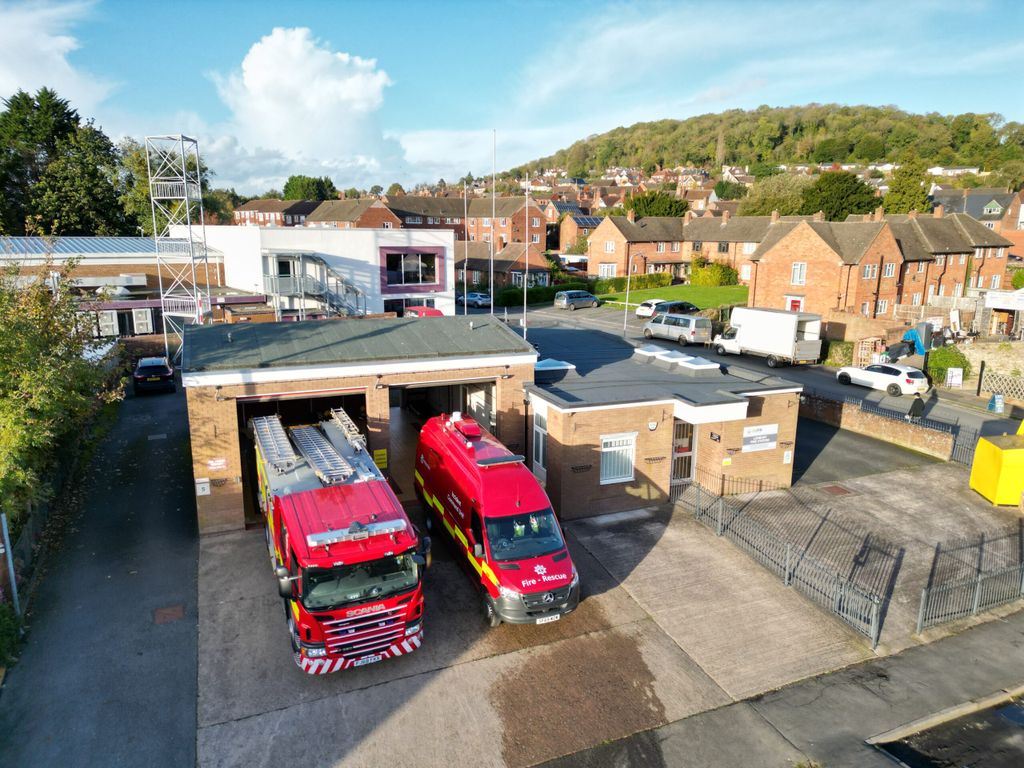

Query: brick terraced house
304;199;402;229
465;198;546;249
384;196;467;240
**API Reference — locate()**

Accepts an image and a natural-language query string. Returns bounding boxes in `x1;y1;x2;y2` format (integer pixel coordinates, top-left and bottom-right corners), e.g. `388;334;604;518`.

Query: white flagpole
463;181;469;316
490;128;496;315
523;175;529;342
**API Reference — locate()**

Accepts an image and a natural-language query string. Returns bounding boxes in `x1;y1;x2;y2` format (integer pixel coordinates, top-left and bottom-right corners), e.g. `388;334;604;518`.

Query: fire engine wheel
424;512;434;533
288;616;301;653
483;598;502;628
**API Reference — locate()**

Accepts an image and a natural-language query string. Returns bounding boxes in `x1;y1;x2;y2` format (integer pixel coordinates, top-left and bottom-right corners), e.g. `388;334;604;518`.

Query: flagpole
490;128;496;315
523;175;529;343
463;181;469;316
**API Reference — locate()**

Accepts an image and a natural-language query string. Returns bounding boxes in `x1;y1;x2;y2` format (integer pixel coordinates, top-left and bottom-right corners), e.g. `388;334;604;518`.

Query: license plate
147;377;160;381
536;614;560;625
352;654;382;667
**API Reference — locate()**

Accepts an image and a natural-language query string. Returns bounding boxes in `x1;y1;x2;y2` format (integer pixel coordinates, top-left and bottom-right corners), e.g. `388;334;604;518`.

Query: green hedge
822;340;854;368
690;262;739;286
494;281;591;307
592;272;672;294
1012;269;1024;290
927;345;972;384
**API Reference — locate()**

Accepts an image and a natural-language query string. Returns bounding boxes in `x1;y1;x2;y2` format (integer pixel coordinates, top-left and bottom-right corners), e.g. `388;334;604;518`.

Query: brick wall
694;393;799;488
185;362;533;534
750;223;845;313
822;309;908;342
585;219;629;277
799;393;954;460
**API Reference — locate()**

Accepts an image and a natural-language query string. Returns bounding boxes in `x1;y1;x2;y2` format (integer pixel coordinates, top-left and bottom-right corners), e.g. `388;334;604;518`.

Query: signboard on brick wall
742;424;778;452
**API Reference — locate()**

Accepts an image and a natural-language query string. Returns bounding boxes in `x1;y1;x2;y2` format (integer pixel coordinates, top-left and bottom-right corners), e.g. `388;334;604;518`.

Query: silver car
554;290;600;310
642;313;712;345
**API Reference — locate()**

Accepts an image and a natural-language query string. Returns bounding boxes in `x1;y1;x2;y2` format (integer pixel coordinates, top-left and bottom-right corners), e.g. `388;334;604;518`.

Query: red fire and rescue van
251;408;429;674
414;412;580;626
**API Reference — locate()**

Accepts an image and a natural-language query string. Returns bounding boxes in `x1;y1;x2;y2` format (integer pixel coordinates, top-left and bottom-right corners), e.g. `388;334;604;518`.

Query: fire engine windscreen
302;552;420;611
485;509;565;562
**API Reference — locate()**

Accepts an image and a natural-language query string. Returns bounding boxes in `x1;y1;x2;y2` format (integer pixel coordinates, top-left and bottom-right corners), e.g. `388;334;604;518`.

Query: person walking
906;392;925;423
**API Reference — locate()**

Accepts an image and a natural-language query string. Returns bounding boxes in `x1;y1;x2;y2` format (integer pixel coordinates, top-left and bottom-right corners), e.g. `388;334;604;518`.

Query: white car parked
635;299;668;318
836;363;930;397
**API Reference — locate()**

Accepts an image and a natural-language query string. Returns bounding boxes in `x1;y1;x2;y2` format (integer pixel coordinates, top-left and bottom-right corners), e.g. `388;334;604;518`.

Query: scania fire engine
251;408;429;674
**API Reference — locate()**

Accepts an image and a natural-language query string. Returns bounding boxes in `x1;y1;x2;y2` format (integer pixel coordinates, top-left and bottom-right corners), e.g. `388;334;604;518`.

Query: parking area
196;500;875;768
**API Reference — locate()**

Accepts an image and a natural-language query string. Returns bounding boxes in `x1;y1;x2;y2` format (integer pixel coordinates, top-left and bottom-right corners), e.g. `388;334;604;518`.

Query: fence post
971;573;984;615
1;513;20;618
916;587;928;635
715;498;724;536
976;360;985;397
870;599;880;650
1019;563;1024;598
784;543;792;586
694;484;701;519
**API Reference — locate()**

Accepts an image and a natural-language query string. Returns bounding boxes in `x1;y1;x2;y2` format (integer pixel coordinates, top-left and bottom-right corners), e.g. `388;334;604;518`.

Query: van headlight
570;568;579;588
303;645;327;658
499;584;522;600
405;621;422;636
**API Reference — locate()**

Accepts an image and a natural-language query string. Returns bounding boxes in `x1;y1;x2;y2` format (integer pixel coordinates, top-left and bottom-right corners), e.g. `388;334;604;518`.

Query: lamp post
622;250;638;335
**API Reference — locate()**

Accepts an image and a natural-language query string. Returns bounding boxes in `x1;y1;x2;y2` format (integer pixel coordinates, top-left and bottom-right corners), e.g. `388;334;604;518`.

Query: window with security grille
600;433;636;485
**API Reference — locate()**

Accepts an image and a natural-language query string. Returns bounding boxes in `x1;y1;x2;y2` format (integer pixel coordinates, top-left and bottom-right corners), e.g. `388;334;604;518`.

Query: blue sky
1;0;1022;193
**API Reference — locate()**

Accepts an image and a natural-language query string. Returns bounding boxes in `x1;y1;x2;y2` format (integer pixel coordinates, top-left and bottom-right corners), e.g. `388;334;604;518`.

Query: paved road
0;386;198;767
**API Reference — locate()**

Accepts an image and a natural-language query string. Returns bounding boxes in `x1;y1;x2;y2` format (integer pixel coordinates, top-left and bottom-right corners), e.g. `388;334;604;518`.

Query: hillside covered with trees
525;104;1024;178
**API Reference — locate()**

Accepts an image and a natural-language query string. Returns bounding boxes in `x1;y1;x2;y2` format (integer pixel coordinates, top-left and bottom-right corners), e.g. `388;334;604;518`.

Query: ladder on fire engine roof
331;408;366;451
289;425;354;485
251;415;298;474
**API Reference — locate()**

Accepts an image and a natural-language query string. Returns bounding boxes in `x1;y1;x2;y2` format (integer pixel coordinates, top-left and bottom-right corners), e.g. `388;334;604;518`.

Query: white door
463;383;496;432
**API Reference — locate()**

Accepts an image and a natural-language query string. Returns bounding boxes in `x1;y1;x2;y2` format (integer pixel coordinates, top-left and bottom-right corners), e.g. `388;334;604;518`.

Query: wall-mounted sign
373;448;388;469
195;478;211;497
722;457;732;467
742;424;778;452
945;368;963;388
207;457;227;471
709;432;721;442
783;450;792;465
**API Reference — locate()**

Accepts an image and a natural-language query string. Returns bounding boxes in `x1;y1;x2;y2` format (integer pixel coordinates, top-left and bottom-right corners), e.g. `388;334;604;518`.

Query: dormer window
983;202;1002;216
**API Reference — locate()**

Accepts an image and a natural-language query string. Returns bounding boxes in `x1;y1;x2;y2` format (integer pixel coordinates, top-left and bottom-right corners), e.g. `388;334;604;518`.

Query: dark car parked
132;356;175;395
657;300;700;315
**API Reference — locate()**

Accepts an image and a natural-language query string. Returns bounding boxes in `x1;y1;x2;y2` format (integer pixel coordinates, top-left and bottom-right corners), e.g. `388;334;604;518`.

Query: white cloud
208;27;407;192
0;0;112;114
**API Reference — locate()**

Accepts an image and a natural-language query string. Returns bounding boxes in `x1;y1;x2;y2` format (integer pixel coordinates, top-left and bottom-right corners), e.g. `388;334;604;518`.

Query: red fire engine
251;408;429;674
415;412;579;627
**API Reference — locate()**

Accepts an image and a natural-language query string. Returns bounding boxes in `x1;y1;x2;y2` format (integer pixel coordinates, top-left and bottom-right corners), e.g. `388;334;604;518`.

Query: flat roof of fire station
181;316;534;374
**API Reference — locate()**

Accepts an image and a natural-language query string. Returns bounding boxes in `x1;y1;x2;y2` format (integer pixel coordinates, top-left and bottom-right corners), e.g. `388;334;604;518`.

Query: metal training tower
145;134;212;359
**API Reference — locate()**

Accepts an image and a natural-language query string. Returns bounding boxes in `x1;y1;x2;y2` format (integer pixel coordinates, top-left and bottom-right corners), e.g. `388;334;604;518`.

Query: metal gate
669;420;694;502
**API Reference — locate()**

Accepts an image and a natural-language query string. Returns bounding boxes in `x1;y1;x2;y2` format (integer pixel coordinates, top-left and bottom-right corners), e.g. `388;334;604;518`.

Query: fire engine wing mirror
274;566;293;599
473;542;485;560
416;536;433;569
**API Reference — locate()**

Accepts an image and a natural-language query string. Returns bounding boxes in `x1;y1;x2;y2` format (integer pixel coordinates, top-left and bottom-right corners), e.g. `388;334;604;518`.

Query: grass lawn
597;284;748;309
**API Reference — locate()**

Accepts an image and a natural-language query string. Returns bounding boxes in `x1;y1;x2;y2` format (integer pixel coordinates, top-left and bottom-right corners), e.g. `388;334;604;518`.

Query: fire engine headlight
498;584;522;600
303;646;327;658
405;621;422;636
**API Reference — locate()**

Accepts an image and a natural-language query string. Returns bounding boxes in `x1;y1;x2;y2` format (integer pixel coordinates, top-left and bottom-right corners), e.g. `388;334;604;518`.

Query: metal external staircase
263;254;365;316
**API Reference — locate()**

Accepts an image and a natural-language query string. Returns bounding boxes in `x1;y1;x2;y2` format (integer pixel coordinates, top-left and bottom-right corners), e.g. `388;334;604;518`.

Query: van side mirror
274;566;293;599
422;536;432;569
473;542;485;560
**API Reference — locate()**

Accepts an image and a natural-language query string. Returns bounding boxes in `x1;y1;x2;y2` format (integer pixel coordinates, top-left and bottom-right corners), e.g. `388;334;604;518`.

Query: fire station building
181;318;802;534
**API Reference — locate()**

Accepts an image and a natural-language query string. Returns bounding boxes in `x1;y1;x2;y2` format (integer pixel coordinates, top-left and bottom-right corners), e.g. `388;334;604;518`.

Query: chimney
812;210;825;222
721;210;731;224
908;209;918;220
933;204;944;219
770;209;780;224
626;209;636;223
702;209;714;218
874;205;885;222
684;210;693;224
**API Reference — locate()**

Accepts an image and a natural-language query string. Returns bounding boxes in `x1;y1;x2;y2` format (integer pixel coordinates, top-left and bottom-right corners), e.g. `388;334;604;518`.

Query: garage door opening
236;392;367;526
388;381;496;502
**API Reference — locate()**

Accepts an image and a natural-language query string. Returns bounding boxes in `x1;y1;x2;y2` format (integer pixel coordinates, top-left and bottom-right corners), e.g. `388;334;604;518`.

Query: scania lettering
251;408;429;674
415;412;580;627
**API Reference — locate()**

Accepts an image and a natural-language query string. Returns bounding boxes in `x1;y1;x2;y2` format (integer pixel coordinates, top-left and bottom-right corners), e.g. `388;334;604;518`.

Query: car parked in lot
656;300;700;315
836;363;929;396
465;292;491;308
405;305;443;317
642;313;712;345
635;299;669;318
132;356;175;395
554;290;600;310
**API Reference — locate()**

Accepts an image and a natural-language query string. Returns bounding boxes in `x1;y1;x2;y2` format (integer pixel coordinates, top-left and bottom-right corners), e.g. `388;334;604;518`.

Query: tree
737;173;813;216
812;137;850;163
203;188;243;224
800;171;876;220
343;187;360;199
713;180;748;200
883;160;932;214
32;123;128;235
0;88;80;233
282;174;337;200
369;184;383;196
749;161;782;179
386;182;405;196
853;133;886;161
565;234;589;255
260;189;282;199
117;137;215;235
993;160;1024;191
625;191;687;217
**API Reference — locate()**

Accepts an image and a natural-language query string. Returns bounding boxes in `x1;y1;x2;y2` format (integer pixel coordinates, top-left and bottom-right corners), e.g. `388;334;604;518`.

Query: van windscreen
485;508;565;562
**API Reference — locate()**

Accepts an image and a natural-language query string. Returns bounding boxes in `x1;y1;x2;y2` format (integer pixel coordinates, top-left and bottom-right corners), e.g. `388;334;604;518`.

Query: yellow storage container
969;433;1024;506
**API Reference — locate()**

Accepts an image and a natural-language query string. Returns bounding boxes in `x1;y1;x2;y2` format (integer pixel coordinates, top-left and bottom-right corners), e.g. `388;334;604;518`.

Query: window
911;292;922;306
936;255;945;267
671;241;680;252
482;218;491;227
531;234;540;243
927;285;935;299
740;264;752;280
978;275;986;288
996;247;1004;258
938;284;945;297
598;263;617;278
984;222;995;229
877;299;889;314
385;252;437;285
532;217;540;228
863;264;878;279
428;216;439;225
917;262;925;273
482;233;491;242
959;254;966;265
954;282;963;297
691;240;703;252
717;241;729;254
285;215;292;224
405;216;423;224
582;228;590;235
512;272;524;287
860;302;870;316
975;247;983;258
382;221;393;229
791;262;807;285
600;433;636;485
499;218;507;226
743;242;756;255
883;263;896;278
604;240;615;253
991;275;1001;289
983;203;1003;215
533;410;547;474
656;242;666;253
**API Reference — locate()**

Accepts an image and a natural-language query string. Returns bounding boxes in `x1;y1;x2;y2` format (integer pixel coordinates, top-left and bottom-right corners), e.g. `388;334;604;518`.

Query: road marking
148;433;167;441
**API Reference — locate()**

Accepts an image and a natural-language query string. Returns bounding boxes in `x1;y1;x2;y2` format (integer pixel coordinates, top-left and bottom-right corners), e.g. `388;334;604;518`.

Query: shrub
494;281;591;307
927;345;972;384
690;262;738;287
593;272;672;295
822;340;854;368
0;602;20;665
1012;269;1024;290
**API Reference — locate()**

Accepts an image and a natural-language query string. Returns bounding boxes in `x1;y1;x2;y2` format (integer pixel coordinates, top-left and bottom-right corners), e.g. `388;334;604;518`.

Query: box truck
712;307;823;367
